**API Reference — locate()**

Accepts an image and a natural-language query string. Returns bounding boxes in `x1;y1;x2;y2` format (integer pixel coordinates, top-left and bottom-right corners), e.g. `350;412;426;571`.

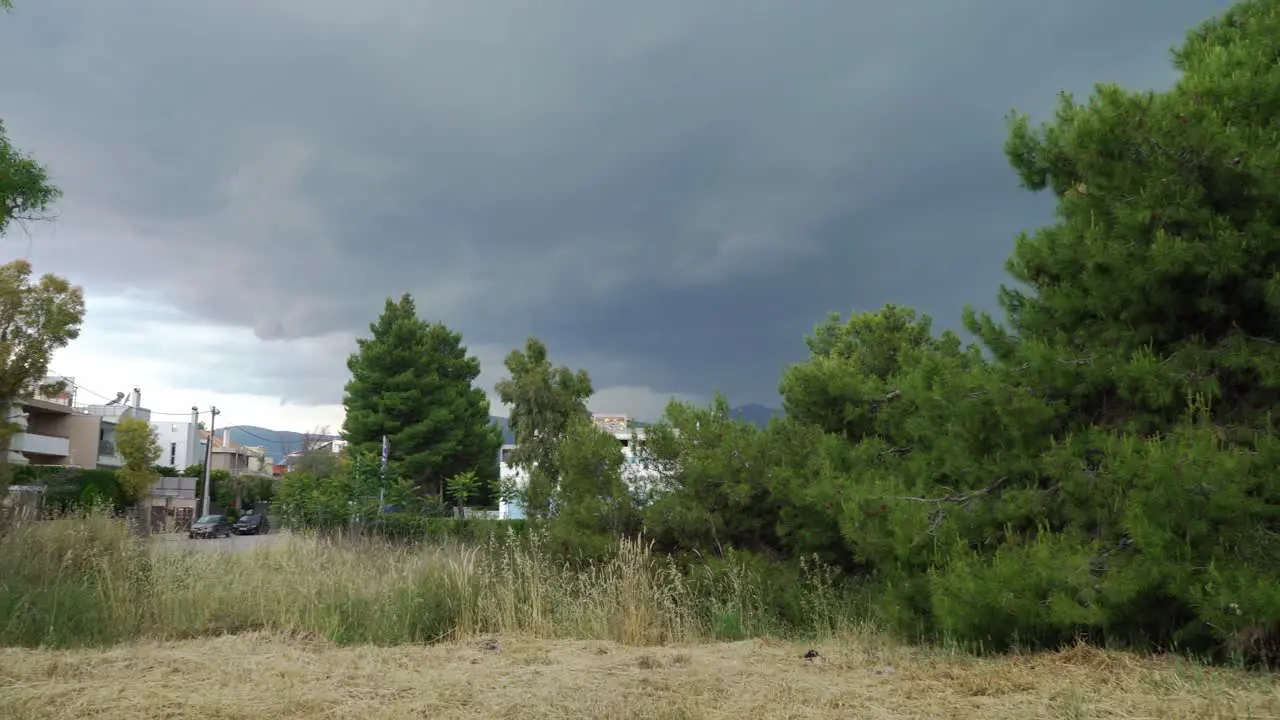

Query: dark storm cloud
0;0;1236;409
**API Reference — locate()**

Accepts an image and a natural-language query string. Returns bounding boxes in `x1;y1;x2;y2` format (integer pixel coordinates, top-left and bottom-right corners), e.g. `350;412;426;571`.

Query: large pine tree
342;294;501;498
944;0;1280;659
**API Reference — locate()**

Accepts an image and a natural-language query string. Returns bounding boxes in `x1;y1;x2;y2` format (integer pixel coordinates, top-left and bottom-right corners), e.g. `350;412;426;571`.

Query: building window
170;442;177;466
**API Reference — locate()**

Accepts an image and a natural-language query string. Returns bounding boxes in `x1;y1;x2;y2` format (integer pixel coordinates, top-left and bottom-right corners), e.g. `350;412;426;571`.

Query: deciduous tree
445;470;478;518
116;417;161;532
0;261;84;495
343;294;501;498
291;427;339;478
0;25;75;496
494;337;592;520
0;121;59;235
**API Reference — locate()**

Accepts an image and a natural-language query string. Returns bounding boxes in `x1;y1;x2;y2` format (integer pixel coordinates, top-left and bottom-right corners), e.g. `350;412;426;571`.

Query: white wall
151;420;202;469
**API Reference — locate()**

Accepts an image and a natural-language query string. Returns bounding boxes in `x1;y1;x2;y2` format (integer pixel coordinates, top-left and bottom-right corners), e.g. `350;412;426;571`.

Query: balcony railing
76;404;152;421
13;431;71;457
99;440;117;457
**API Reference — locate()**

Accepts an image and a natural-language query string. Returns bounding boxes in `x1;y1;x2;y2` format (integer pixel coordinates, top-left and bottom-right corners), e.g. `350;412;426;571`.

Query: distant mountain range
226;405;781;461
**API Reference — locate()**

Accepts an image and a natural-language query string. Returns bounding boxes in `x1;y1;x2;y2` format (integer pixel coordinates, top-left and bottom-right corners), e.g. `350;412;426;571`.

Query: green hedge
12;466;126;513
358;514;528;544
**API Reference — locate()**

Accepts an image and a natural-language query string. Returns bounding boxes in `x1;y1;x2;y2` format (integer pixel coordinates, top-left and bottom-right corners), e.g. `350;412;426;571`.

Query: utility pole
379;435;389;511
189;406;199;528
201;406;219;517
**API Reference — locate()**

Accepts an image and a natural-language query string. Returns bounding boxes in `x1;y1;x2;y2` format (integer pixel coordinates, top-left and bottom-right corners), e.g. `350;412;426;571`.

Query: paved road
153;530;291;553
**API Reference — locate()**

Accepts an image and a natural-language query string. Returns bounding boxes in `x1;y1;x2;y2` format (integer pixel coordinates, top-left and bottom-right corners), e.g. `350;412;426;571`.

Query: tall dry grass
0;515;859;649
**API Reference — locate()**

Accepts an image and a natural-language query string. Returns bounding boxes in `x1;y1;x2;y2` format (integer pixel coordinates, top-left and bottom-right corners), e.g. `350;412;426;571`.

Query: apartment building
152;418;203;470
6;378;149;470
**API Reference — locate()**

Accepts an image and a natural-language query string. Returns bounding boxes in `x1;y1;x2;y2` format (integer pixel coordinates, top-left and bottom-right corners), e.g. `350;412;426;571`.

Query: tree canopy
493;337;592;520
342;293;501;499
0;121;58;237
0;261;84;493
115;417;162;505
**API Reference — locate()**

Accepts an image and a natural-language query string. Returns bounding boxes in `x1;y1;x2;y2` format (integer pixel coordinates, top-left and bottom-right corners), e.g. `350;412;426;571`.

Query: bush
366;514;528;544
11;465;126;514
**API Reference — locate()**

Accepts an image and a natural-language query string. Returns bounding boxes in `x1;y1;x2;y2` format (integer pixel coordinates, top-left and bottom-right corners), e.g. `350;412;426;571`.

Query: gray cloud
0;0;1236;413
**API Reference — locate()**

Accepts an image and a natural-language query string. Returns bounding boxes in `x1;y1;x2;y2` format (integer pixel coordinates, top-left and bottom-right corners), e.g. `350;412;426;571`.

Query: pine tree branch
885;476;1009;536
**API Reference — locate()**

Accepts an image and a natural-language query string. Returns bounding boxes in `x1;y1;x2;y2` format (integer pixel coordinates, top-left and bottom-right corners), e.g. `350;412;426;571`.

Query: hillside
227;406;777;458
223;427;335;461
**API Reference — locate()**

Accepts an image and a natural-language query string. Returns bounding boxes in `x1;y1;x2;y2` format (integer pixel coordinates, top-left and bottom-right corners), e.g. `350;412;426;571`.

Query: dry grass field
2;632;1277;720
0;518;1276;719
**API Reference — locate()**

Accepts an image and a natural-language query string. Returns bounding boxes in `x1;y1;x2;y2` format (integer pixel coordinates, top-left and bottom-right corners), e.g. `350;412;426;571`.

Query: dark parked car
232;513;269;536
189;514;232;539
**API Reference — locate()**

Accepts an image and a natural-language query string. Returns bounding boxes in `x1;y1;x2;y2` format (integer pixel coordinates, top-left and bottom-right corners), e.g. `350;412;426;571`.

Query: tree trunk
129;502;151;538
0;400;15;498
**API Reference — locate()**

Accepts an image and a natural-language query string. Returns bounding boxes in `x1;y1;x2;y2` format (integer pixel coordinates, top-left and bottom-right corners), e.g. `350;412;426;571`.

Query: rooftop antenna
104;391;126;407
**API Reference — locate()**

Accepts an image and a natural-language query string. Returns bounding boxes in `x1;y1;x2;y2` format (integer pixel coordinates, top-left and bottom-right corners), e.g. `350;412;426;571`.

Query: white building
497;414;660;520
151;416;203;470
282;436;347;469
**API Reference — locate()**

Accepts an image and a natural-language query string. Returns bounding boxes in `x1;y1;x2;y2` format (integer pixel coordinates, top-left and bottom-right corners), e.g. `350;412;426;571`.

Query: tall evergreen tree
342;294;501;498
965;0;1280;435
943;0;1280;658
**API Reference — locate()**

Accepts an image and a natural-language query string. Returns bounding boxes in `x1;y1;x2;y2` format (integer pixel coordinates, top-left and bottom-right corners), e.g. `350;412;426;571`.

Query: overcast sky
2;0;1231;431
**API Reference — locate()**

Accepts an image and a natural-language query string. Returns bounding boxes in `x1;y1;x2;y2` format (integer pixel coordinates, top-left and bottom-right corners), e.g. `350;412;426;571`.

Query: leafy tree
115;417;162;531
343;294;501;497
0;122;60;235
207;469;237;515
445;470;479;517
0;261;84;495
226;473;276;510
276;469;351;533
494;337;592;521
0;0;78;496
549;416;636;556
291;428;339;478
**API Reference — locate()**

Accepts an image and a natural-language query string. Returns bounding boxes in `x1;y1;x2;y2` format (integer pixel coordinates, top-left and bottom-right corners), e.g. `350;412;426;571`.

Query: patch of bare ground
1;634;1276;719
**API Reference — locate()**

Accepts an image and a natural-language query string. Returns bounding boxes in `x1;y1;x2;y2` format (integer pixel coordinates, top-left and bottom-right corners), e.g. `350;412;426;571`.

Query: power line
228;426;286;443
229;426;341;457
44;371;215;418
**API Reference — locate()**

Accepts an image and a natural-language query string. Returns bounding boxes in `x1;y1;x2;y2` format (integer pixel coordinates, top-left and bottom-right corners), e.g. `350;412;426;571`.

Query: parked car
188;514;232;539
232;513;270;536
